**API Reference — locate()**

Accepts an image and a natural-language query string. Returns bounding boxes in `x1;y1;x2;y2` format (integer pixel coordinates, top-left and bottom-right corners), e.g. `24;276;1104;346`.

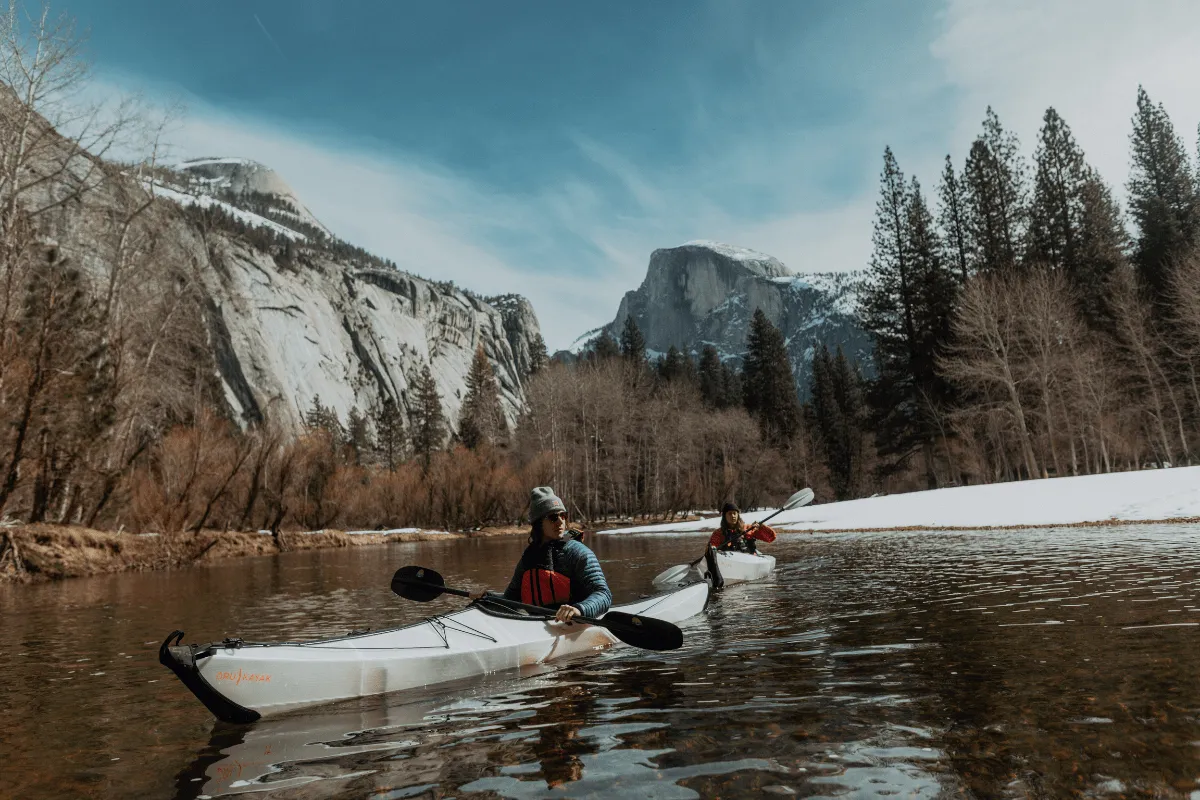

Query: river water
4;525;1200;798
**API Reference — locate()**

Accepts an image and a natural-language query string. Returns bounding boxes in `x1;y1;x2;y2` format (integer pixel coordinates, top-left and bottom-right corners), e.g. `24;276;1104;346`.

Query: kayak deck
161;581;709;723
695;550;776;585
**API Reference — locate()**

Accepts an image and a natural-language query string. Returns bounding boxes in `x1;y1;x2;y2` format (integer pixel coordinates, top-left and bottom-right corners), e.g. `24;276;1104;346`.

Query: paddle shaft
394;575;602;623
481;591;604;623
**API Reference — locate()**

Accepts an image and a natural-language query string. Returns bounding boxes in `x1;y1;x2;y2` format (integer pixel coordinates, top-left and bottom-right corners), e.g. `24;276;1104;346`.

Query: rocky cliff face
39;153;544;436
199;240;542;433
590;241;870;397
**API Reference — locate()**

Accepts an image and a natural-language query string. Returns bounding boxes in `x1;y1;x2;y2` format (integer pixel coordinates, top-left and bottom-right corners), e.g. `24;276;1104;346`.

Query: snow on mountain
679;240;790;275
572;241;870;397
175;157;333;237
146;181;307;241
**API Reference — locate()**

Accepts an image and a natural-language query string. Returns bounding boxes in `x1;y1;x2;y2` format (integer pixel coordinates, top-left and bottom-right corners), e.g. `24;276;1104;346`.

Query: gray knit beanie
529;486;567;523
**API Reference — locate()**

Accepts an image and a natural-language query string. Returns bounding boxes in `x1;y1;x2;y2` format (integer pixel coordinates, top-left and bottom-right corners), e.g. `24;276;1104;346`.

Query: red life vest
716;526;751;552
520;568;572;607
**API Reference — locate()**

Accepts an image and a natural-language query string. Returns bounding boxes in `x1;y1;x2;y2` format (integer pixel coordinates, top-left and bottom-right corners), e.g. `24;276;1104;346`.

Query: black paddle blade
597;611;684;651
390;565;447;602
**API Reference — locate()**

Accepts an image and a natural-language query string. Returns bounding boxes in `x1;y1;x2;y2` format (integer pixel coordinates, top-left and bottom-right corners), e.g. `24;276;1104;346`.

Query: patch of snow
147;182;307;242
344;528;448;536
176;157;259;169
598;466;1200;533
799;271;863;316
681;240;790;272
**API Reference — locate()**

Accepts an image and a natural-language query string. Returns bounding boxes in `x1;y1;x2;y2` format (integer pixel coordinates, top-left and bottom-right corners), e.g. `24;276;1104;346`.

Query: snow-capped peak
678;240;792;275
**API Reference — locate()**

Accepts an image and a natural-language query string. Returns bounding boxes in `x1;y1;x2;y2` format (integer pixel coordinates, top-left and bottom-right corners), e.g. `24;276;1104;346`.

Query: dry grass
0;523;525;584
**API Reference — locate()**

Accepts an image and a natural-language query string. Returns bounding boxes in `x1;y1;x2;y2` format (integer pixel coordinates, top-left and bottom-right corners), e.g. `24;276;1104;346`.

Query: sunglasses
544;511;568;522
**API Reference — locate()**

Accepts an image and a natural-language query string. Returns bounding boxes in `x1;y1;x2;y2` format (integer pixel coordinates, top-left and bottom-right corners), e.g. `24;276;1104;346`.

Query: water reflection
6;526;1200;796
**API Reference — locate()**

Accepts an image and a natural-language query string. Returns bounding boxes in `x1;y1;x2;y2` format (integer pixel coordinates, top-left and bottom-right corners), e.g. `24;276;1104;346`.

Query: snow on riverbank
600;467;1200;534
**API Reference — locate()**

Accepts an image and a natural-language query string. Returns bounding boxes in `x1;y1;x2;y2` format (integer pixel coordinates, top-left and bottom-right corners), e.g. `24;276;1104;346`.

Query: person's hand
470;590;488;601
554;604;581;623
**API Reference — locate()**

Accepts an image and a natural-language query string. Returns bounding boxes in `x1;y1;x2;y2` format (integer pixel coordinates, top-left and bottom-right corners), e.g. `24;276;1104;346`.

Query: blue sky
63;0;1200;348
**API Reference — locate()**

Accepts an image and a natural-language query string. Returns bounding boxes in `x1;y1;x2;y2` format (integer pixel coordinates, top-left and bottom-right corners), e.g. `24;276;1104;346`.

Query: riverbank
601;466;1200;534
0;524;529;584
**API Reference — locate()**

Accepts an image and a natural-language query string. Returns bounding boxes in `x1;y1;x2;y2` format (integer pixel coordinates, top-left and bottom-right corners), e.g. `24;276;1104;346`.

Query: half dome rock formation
587;240;870;397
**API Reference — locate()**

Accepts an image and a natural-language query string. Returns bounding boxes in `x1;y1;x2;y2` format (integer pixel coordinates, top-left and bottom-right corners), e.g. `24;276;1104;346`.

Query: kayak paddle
651;487;815;587
390;565;684;651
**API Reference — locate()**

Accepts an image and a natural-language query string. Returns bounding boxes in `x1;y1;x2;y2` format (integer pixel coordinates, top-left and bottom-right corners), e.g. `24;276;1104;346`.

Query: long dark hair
528;517;582;546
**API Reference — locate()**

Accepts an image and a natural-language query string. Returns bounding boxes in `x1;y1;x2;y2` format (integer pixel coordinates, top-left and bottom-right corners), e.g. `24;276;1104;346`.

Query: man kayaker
496;487;612;623
709;502;776;554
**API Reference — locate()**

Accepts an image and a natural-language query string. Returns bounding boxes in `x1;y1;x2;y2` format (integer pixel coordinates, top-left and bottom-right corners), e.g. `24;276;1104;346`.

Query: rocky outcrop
193;228;541;434
589;241;870;397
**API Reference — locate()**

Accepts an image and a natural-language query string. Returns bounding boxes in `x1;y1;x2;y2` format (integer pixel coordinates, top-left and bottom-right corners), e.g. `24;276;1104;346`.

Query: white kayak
696;550;776;585
161;581;710;723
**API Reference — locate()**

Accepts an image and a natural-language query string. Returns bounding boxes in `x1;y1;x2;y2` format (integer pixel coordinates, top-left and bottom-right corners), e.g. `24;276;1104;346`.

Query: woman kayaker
497;487;612;623
709;502;776;554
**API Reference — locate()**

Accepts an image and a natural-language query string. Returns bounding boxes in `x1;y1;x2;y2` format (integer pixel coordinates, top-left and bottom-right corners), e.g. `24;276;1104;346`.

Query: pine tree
1027;107;1127;324
658;345;691;383
742;309;802;448
859;151;954;486
409;364;445;467
458;344;508;450
528;333;548;375
1028;107;1084;269
963;107;1028;272
1075;176;1130;324
1127;86;1198;305
937;154;972;283
721;363;742;409
619;316;647;367
909;178;958;357
698;345;725;407
809;344;843;491
831;346;867;498
345;406;373;465
373;397;406;471
303;394;344;443
589;330;620;363
809;344;869;501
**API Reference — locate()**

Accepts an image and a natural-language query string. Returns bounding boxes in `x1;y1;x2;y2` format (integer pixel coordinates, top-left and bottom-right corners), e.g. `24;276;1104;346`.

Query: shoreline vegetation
0;524;538;585
5;516;1198;587
6;470;1200;585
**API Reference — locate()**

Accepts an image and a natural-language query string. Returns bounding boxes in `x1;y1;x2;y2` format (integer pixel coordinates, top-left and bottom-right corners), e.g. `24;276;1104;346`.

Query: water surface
4;526;1200;797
